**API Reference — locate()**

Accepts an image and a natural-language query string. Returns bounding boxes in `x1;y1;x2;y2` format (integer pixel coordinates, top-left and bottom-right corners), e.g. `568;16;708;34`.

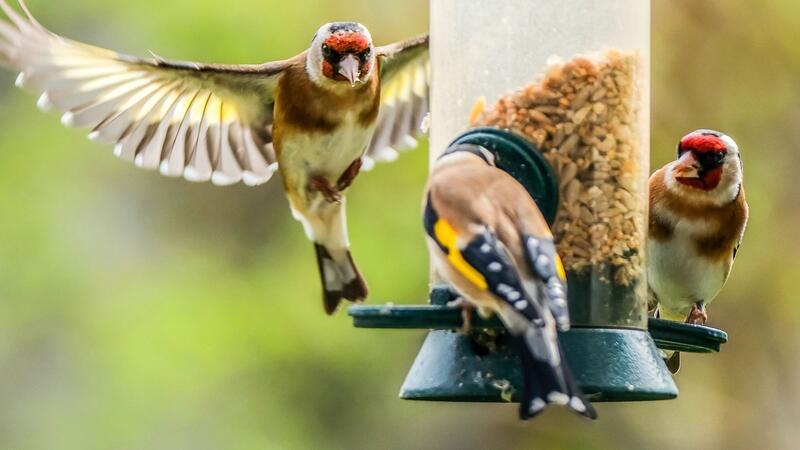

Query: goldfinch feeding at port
423;144;596;420
648;129;748;372
0;1;429;314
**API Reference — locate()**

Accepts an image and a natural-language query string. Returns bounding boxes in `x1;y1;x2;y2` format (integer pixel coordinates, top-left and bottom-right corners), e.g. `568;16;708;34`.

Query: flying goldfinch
423;143;596;420
648;129;748;371
0;1;429;314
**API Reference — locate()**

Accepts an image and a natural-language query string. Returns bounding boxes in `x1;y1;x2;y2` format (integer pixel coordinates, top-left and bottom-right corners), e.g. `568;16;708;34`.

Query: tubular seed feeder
350;0;727;403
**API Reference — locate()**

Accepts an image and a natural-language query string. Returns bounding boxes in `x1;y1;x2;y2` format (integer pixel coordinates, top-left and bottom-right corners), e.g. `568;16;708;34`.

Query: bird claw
309;175;342;204
686;303;707;325
336;158;363;192
447;297;474;334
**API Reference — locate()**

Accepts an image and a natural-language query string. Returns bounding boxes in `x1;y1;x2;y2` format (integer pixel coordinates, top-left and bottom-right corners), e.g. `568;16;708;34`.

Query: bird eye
321;44;338;60
694;150;726;168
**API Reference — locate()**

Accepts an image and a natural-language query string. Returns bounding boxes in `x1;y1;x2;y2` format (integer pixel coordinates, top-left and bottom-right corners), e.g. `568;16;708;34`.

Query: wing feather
522;235;571;331
458;228;548;323
0;0;290;186
364;34;429;169
424;200;546;325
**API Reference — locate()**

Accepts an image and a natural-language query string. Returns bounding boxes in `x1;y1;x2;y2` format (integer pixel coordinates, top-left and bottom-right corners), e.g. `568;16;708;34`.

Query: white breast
647;221;728;318
279;112;375;190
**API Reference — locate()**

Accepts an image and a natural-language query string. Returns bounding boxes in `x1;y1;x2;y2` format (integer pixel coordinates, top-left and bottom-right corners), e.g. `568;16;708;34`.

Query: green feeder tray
649;318;728;353
351;128;725;403
400;329;671;402
351;285;723;402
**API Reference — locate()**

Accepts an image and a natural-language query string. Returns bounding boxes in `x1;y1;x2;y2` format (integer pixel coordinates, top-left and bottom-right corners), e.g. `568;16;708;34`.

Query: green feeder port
448;127;560;225
350;128;728;403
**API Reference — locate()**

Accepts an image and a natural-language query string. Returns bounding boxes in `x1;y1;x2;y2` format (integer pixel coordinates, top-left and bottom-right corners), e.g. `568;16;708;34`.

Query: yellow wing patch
555;254;567;282
433;219;488;290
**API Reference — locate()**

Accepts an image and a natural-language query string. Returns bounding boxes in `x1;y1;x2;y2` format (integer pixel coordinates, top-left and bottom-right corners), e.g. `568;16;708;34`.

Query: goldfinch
423;144;596;420
0;1;429;314
648;129;748;371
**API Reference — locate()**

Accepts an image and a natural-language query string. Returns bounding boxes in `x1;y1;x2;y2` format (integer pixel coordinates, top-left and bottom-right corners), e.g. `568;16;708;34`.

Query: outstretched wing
0;0;295;186
364;34;428;169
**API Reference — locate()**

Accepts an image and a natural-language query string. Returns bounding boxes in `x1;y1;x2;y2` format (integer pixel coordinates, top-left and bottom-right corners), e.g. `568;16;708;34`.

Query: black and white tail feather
314;244;368;315
460;230;597;420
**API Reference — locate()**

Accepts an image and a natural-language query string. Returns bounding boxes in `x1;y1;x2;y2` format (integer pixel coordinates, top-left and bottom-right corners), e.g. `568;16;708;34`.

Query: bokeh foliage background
0;1;798;449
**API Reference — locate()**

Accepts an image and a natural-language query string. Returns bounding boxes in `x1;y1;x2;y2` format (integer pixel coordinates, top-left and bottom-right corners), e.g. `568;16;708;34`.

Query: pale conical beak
338;54;360;87
674;152;700;178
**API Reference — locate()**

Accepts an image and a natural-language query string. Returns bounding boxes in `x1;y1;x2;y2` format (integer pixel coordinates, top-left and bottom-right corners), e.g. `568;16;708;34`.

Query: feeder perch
350;287;727;402
350;0;728;403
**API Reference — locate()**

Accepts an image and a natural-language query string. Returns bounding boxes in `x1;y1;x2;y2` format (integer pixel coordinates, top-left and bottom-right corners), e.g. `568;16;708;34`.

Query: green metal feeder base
350;302;728;402
399;328;676;402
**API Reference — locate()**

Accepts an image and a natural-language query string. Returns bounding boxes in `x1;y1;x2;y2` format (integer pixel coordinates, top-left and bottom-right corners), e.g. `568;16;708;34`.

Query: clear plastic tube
430;0;650;328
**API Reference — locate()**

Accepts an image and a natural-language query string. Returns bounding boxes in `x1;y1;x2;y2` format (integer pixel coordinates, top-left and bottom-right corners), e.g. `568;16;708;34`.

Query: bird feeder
350;0;727;403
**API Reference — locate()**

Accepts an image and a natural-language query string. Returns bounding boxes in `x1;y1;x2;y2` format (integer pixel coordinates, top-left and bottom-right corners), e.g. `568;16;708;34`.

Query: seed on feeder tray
492;379;515;403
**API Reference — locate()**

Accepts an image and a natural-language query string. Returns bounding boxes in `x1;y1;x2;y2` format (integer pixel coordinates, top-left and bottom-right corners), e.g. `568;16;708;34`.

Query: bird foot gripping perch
309;175;343;204
686;303;708;326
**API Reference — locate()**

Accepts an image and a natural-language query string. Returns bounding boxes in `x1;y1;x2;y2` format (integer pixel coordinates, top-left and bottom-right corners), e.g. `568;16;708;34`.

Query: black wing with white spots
461;230;595;420
523;235;570;331
460;229;545;324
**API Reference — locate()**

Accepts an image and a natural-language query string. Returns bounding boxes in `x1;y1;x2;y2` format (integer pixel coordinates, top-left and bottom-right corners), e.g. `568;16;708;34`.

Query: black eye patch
694;150;726;168
321;44;340;61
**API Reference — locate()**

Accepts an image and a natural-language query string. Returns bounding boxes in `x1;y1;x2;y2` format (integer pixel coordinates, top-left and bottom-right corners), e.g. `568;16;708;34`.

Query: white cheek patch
719;134;739;153
305;48;325;84
716;157;743;202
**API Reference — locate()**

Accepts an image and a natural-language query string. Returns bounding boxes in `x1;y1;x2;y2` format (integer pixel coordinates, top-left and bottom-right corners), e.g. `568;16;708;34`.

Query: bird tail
314;243;368;315
514;333;597;421
665;351;681;374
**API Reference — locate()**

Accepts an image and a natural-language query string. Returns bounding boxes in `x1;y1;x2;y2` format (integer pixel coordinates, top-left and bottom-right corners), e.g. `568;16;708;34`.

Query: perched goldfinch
0;1;429;314
648;129;748;371
423;144;596;420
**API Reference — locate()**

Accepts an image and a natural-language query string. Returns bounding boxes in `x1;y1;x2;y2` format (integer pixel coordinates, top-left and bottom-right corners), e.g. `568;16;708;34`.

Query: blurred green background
0;1;798;449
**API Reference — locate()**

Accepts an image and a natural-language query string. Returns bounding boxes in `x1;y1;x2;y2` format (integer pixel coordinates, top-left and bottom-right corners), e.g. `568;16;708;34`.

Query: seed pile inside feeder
475;50;646;286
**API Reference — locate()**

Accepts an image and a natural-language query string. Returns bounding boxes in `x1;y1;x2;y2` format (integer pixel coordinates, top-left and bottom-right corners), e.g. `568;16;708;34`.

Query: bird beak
674;152;700;178
338;54;360;87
